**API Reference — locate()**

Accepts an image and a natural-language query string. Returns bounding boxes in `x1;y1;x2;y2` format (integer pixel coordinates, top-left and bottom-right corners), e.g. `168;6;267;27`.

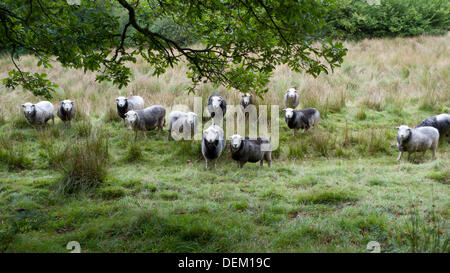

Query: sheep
57;99;76;127
124;105;166;139
167;111;198;140
201;124;226;169
207;94;227;119
22;101;54;126
396;125;439;161
116;95;145;123
240;93;255;110
284;107;320;135
283;88;299;109
416;114;450;139
229;135;272;168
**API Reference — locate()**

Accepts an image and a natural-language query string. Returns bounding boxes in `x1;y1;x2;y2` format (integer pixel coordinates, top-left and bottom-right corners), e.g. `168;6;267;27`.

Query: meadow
0;34;448;252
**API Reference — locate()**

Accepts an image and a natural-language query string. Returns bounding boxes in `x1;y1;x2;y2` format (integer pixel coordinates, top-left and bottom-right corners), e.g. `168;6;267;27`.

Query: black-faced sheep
168;111;198;141
201;124;226;169
116;95;145;123
57;100;76;127
284;107;320;135
207;94;227;119
22;101;54;126
283;88;299;109
229;135;272;168
124;105;166;139
396;125;439;161
416;114;450;139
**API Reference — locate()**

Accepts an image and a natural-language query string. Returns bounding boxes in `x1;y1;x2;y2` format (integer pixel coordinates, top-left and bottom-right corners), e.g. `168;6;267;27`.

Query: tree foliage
0;0;347;98
324;0;449;40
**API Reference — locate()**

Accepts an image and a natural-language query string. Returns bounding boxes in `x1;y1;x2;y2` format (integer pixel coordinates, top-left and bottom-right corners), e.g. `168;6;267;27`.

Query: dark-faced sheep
283;88;299;109
240;93;255;110
124;105;166;139
207;94;227;119
396;125;439;161
201;124;226;169
22;101;54;126
284;107;320;135
116;95;145;123
168;111;198;141
229;135;272;168
416;114;450;140
57;100;76;127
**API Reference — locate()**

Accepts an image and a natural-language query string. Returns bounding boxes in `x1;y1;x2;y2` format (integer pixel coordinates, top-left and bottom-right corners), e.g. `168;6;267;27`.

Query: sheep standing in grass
116;96;145;123
22;101;54;126
207;94;227;119
230;135;272;168
396;125;439;161
201;124;226;169
57;100;76;127
124;105;166;139
284;108;320;135
283;88;299;109
168;111;198;140
416;114;450;140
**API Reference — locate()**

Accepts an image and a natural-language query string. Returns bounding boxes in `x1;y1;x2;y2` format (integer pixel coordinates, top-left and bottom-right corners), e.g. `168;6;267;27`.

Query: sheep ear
395;126;399;130
115;98;119;102
21;104;25;108
70;101;74;105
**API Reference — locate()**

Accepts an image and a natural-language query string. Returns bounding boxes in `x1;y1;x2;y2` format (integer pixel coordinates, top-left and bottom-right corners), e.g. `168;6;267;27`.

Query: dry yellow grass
0;34;449;120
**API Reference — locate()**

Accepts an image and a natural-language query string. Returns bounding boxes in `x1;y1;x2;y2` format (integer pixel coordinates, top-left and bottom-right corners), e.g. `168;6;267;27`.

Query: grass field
0;34;449;253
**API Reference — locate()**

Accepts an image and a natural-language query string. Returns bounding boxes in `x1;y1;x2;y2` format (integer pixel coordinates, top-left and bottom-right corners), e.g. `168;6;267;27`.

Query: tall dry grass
0;34;448;121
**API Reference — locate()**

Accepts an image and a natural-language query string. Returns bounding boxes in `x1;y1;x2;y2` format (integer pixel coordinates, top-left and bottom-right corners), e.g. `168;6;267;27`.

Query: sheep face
230;134;243;150
22;102;36;116
116;96;127;108
204;127;220;144
284;108;294;119
61;100;73;112
286;88;297;98
124;110;138;129
186;112;197;125
210;96;223;109
241;94;252;106
396;125;411;141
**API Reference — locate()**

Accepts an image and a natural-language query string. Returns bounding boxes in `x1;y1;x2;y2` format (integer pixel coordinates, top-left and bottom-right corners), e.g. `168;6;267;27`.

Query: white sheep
283;88;299;109
396;125;439;161
22;101;54;126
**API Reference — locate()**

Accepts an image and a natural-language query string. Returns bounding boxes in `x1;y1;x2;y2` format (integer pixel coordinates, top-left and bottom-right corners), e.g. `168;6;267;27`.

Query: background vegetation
0;34;448;252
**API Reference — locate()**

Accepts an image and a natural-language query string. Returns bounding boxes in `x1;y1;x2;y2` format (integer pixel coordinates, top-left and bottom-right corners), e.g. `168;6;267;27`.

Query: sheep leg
144;131;148;139
407;152;411;161
134;131;138;140
260;160;263;167
396;151;403;161
168;130;172;141
205;159;209;169
432;146;437;160
266;152;272;167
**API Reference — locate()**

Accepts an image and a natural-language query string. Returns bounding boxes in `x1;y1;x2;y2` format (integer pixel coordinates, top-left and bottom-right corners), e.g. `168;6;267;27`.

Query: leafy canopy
0;0;347;98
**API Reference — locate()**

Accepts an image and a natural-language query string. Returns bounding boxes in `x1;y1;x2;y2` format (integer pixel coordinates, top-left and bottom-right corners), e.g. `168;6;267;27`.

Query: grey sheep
22;101;54;126
229;135;272;168
283;88;299;109
416;113;450;139
116;95;145;123
57;99;76;127
284;107;320;135
207;94;227;119
201;124;226;169
168;111;198;141
396;125;439;161
124;105;166;139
